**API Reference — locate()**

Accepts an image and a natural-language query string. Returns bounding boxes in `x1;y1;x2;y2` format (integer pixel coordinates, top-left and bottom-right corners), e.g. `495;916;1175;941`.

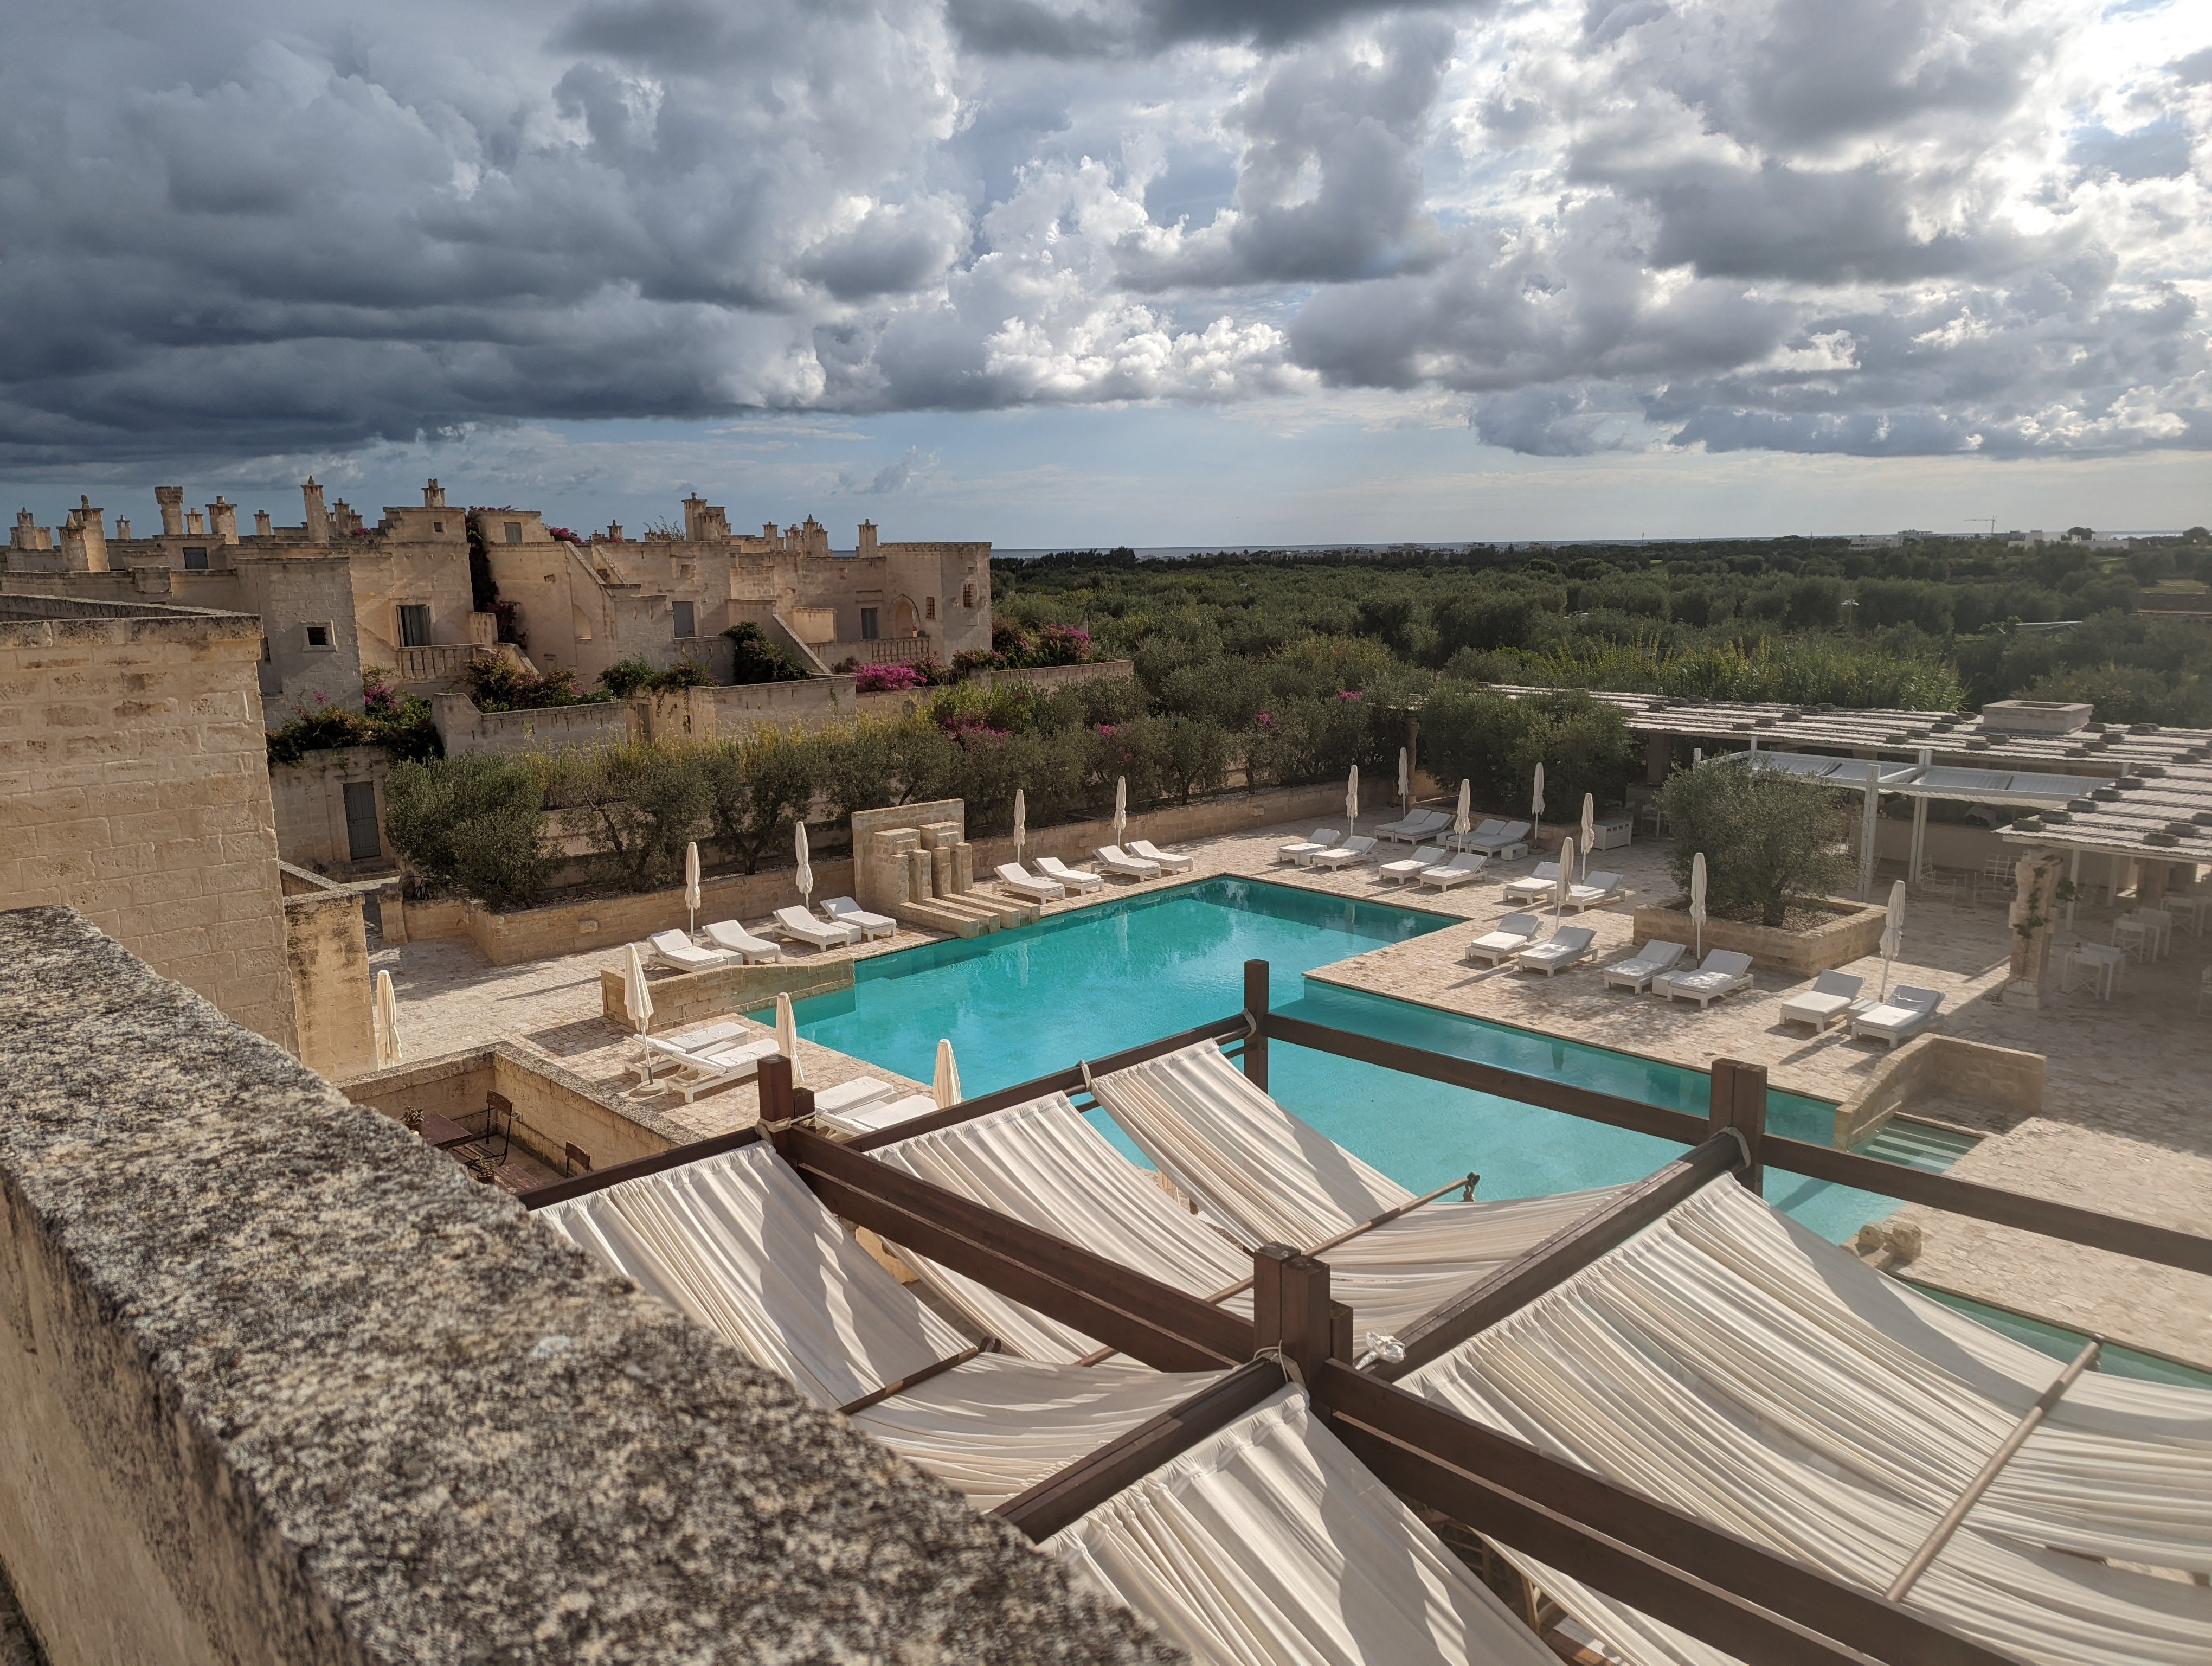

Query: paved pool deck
368;812;2212;1369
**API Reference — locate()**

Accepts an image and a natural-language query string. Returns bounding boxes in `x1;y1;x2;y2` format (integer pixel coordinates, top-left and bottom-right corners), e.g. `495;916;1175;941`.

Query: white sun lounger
1779;971;1864;1031
703;919;783;962
1278;828;1340;864
1375;808;1451;845
1464;912;1542;965
820;896;896;940
995;862;1064;902
1850;985;1944;1047
1602;940;1684;991
533;1143;1221;1506
1094;845;1160;880
774;905;859;950
1034;855;1105;892
638;1032;781;1103
818;1091;938;1138
1379;845;1451;885
1654;949;1756;1007
1416;851;1487;890
1126;838;1194;872
1501;861;1562;903
810;1075;896;1118
1565;871;1625;912
1448;818;1507;853
1468;819;1533;859
1308;834;1378;870
646;930;743;975
1516;926;1597;976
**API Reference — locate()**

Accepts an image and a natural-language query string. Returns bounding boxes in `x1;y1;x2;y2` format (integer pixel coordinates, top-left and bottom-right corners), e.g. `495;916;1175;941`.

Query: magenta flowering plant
854;662;927;693
1097;723;1116;736
1338;688;1364;701
1254;711;1273;730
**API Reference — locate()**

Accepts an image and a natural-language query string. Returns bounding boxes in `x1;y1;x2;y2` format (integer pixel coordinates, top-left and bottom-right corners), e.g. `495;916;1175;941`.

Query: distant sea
990;533;2187;560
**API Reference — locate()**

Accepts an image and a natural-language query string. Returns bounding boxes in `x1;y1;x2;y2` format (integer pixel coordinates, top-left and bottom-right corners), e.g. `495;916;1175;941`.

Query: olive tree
1660;760;1854;928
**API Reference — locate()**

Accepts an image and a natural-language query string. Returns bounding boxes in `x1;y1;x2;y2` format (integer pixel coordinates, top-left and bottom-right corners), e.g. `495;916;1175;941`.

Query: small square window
925;595;936;620
305;624;332;649
433;521;444;533
182;546;209;571
504;521;523;544
671;601;696;638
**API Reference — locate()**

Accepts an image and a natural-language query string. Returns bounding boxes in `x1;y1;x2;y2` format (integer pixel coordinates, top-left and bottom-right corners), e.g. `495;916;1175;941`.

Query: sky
2;0;2207;546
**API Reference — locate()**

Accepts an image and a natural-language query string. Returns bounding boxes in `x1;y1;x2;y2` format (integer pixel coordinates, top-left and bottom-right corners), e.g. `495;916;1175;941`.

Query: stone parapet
597;957;856;1031
0;905;1169;1665
1832;1034;2047;1146
1630;896;1886;976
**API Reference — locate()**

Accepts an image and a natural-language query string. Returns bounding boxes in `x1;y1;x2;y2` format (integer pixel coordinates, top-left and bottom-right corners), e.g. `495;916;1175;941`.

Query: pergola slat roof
1486;686;2212;863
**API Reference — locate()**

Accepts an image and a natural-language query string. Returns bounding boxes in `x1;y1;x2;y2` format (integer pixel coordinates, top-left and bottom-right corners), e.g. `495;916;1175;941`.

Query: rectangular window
397;605;430;647
925;595;936;620
504;521;523;544
261;636;271;663
432;521;444;533
671;601;696;638
305;624;332;649
859;607;879;640
343;781;382;862
182;546;209;571
961;584;973;609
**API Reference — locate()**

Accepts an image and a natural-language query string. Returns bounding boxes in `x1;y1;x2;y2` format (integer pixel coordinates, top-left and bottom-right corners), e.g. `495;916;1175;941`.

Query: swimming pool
767;876;1964;1244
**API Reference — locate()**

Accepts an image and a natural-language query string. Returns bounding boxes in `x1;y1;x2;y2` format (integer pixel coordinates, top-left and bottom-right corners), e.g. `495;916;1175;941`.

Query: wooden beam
1252;1245;1338;1385
1709;1058;1767;1196
1761;1133;2212;1276
1266;1013;1711;1148
514;1126;763;1211
1378;1132;1742;1378
1242;958;1270;1092
1316;1363;2033;1666
779;1125;1253;1372
843;1009;1253;1152
994;1357;1287;1542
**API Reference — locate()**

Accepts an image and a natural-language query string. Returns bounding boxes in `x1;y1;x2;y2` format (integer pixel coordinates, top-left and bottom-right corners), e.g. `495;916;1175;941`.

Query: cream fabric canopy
535;1144;1219;1507
876;1089;1623;1357
1405;1179;2212;1666
1049;1387;1558;1666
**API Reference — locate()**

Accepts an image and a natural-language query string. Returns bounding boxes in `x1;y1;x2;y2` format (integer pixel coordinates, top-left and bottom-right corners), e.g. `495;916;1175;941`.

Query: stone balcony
391;640;528;691
819;632;932;668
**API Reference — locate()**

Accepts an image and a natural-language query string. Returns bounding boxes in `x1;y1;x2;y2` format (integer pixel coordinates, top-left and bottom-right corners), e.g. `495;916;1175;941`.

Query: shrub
1118;714;1232;805
460;658;610;712
704;728;822;873
725;621;807;684
596;657;657;699
855;662;927;693
597;656;719;697
266;670;440;766
1658;761;1853;928
384;754;551;911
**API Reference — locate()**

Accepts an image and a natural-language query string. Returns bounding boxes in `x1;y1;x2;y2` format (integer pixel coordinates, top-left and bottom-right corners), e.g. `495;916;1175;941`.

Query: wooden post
1707;1059;1766;1196
1253;1244;1333;1386
757;1055;794;1126
790;1084;815;1124
1242;958;1270;1092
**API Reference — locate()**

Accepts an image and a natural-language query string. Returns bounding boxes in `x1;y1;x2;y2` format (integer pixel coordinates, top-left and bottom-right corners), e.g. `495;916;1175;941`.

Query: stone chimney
301;478;330;543
155;486;186;536
857;519;879;559
115;518;132;539
607;522;623;542
332;499;361;536
60;497;109;572
10;511;33;550
422;478;447;509
254;509;273;537
209;496;238;543
186;509;206;536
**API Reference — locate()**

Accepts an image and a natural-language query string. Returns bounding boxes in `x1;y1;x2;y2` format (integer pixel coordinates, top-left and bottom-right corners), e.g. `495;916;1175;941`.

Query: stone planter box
1629;896;1885;977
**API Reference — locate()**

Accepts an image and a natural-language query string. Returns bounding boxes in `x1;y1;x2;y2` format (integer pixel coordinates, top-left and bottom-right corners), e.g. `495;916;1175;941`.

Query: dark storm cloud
0;0;2202;470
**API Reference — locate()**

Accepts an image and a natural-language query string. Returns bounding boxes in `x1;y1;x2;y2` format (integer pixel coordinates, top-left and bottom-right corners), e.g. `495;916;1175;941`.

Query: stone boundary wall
340;1043;688;1174
1832;1034;2046;1146
282;886;376;1082
598;958;856;1030
1630;896;1886;976
392;780;1349;965
0;905;1168;1666
432;691;639;756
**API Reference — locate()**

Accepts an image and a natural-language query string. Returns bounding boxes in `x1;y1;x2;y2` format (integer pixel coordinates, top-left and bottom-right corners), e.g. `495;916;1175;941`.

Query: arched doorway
893;596;919;637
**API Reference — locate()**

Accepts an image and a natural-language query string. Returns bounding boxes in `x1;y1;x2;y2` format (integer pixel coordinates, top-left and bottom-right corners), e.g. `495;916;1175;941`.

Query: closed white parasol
1346;764;1359;830
1531;762;1545;844
933;1037;962;1108
1690;851;1709;959
1555;837;1576;919
775;991;805;1087
1579;794;1596;879
684;840;702;934
794;820;813;908
1013;787;1026;866
372;969;402;1067
1114;776;1127;844
1880;879;1907;1000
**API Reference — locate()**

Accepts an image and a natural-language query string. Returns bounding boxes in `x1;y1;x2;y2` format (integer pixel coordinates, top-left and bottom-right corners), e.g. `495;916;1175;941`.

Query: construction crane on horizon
1965;517;1997;538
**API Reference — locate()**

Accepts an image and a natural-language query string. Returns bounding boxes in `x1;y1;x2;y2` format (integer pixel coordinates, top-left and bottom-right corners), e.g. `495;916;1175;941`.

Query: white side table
2063;944;2124;999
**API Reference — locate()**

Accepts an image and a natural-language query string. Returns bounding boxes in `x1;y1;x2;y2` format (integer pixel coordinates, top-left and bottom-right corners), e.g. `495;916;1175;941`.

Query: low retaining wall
0;905;1148;1665
1630;897;1885;976
1832;1034;2046;1146
282;885;376;1082
432;690;639;757
340;1042;689;1174
599;957;856;1030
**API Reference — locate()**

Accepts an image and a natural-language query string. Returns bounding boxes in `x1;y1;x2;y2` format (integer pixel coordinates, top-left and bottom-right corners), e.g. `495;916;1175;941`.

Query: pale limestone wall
283;888;375;1082
596;957;853;1029
0;597;297;1050
1832;1035;2046;1145
270;745;393;874
432;690;638;757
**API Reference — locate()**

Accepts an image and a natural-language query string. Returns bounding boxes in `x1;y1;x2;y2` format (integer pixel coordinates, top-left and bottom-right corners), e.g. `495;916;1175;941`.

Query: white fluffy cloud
0;0;2204;469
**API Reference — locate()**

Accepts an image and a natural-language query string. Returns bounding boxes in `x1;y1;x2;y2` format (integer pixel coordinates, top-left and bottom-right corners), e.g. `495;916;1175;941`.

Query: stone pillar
1645;734;1671;786
301;478;330;543
155;485;186;536
209;497;239;543
2137;860;2171;911
2002;848;2065;1009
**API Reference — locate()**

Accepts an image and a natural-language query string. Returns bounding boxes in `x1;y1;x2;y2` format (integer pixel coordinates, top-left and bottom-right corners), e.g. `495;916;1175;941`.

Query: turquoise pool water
767;876;1962;1244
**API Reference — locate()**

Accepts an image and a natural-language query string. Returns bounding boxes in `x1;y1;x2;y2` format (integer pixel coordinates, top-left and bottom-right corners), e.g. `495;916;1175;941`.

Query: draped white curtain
536;1145;1218;1505
1048;1387;1558;1666
1405;1180;2212;1666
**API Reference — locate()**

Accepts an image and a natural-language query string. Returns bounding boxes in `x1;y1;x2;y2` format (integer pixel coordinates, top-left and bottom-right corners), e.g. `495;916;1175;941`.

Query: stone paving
369;810;2212;1368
